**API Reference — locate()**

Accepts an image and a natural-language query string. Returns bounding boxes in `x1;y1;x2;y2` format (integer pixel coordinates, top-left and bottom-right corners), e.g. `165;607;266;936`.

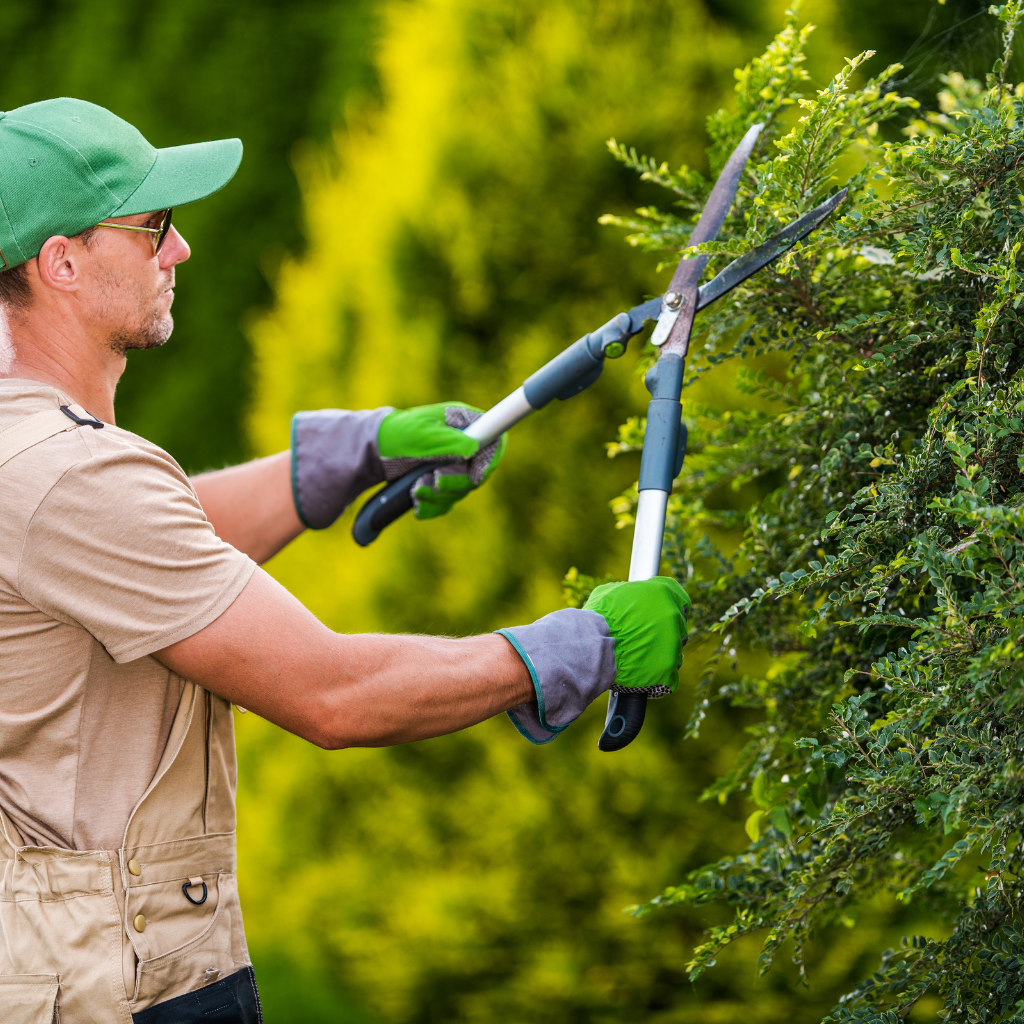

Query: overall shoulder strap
0;404;104;470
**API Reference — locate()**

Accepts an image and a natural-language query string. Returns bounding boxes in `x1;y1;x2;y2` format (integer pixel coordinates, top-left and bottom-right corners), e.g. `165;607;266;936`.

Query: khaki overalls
0;410;254;1022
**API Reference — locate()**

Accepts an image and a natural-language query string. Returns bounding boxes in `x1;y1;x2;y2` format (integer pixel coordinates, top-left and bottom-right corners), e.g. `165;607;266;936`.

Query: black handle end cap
598;691;647;752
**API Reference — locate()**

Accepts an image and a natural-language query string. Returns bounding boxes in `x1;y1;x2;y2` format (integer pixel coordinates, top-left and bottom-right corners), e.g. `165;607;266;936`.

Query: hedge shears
354;123;846;751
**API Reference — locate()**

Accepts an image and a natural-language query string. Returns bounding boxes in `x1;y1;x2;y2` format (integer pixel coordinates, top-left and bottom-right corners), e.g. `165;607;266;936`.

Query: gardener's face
81;211;191;356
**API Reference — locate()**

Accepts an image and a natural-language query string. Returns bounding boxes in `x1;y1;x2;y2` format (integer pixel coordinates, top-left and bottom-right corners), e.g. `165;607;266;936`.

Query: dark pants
131;967;262;1024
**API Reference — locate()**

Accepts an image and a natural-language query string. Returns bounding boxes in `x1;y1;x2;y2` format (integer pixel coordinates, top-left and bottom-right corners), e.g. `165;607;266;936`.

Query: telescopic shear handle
596;356;684;752
597;691;647;751
351;466;428;547
352;313;638;547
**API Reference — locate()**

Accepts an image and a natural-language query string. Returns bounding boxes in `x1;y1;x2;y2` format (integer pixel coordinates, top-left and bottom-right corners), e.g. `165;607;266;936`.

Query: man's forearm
156;568;534;747
191;451;304;563
316;633;534;747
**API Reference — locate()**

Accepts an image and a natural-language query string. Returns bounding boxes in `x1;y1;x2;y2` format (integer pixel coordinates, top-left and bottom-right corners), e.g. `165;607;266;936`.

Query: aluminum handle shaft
628;490;668;582
462;386;533;445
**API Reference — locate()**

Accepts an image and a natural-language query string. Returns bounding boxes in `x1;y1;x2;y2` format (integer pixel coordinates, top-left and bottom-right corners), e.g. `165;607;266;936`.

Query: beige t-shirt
0;379;255;852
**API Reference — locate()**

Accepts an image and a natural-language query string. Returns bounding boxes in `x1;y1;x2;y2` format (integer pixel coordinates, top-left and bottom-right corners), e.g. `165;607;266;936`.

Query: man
0;98;688;1024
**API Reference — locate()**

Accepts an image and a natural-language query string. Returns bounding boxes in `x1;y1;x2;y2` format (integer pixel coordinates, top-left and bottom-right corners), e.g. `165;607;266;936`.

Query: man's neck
0;307;123;424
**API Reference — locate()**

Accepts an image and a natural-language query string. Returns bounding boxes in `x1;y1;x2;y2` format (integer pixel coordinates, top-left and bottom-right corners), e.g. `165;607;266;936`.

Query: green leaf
769;806;793;838
745;810;765;842
751;773;772;809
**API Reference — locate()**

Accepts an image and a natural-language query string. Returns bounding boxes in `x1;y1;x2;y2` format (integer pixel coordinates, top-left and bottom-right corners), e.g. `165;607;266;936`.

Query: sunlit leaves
607;2;1024;1020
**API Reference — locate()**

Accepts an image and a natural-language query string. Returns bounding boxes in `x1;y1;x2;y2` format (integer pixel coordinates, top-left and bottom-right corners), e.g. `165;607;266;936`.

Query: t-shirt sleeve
18;446;256;663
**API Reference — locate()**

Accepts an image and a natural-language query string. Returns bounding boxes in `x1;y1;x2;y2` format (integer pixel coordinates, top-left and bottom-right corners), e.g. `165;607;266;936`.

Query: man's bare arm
154;568;534;748
191;451;304;564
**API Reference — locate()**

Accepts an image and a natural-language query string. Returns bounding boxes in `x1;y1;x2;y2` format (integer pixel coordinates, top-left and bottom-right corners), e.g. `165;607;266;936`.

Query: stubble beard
107;309;173;356
106;273;175;356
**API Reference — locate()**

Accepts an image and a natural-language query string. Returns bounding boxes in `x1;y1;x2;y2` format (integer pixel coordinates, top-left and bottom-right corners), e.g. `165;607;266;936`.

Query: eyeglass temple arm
98;223;162;234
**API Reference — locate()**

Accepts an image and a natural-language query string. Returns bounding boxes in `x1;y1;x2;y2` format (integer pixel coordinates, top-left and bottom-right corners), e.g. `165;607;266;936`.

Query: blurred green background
0;0;999;1020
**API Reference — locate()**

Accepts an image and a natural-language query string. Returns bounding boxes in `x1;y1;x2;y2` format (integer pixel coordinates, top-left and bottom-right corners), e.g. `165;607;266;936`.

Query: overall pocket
128;873;221;966
0;974;60;1024
132;873;247;1009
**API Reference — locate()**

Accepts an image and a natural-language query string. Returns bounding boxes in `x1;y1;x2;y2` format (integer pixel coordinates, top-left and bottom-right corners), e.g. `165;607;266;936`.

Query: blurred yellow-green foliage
241;1;972;1020
0;0;1000;1020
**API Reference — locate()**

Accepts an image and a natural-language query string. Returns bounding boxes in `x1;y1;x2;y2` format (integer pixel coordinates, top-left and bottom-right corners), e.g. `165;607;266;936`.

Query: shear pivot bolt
664;291;682;310
604;341;626;359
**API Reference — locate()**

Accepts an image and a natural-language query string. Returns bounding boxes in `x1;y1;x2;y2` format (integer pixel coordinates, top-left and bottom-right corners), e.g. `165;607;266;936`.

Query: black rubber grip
597;691;647;751
351;466;427;547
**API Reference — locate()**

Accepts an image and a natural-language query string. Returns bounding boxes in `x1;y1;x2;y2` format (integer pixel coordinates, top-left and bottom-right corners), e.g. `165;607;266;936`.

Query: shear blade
625;189;847;336
663;123;764;297
696;188;848;312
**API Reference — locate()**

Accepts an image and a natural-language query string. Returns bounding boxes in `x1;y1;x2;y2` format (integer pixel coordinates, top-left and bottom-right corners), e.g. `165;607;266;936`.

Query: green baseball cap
0;97;242;271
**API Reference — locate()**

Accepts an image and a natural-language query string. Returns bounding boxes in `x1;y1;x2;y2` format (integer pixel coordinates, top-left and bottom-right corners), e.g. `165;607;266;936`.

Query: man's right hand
154;569;687;752
497;576;690;744
583;577;690;697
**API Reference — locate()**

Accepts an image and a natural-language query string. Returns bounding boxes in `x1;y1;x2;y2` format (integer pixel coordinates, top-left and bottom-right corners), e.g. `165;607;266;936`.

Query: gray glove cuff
497;608;617;745
291;407;393;529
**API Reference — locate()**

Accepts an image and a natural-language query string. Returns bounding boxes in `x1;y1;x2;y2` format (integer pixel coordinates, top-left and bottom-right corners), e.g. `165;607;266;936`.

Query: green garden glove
584;577;690;697
377;402;507;519
498;575;690;744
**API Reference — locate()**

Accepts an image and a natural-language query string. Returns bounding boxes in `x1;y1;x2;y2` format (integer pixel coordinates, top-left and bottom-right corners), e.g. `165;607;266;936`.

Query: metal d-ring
182;878;208;906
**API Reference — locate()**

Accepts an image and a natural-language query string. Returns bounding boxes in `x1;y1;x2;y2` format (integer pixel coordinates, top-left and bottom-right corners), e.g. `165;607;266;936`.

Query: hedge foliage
602;4;1024;1019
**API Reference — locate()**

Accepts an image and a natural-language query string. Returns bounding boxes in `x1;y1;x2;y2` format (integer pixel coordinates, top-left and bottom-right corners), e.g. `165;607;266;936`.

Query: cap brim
109;137;242;217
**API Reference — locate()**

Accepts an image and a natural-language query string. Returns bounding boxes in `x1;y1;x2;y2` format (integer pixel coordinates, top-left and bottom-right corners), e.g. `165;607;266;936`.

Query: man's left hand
290;401;506;531
377;402;506;519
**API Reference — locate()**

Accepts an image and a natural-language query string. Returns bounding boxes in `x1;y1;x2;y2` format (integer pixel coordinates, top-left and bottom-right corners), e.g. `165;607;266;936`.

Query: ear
35;234;79;293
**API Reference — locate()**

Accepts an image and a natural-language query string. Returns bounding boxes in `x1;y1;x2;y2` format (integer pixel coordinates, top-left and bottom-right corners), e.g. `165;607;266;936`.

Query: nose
159;225;191;268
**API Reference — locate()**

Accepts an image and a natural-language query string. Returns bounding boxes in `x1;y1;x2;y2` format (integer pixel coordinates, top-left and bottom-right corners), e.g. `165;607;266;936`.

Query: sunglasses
98;208;173;254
